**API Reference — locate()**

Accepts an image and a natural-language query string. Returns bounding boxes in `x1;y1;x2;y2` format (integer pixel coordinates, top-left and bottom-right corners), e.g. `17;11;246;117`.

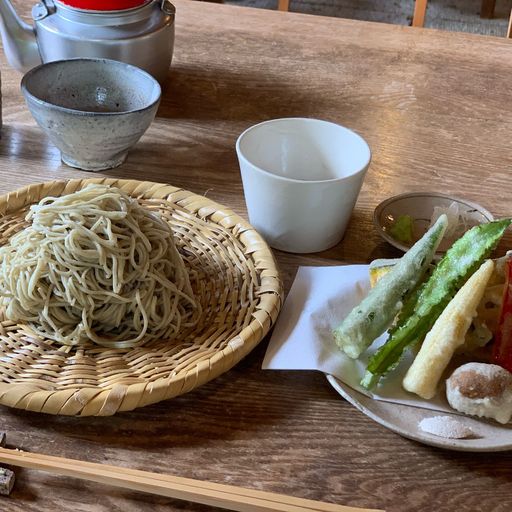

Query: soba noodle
0;184;199;348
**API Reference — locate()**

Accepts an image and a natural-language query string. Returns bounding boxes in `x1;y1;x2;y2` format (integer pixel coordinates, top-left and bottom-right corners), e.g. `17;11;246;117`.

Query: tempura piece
403;259;494;399
333;215;448;359
368;255;506;352
368;258;400;288
446;363;512;424
363;219;510;389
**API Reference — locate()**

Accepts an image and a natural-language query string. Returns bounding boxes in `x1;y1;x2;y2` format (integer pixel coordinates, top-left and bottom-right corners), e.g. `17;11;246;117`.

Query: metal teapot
0;0;175;84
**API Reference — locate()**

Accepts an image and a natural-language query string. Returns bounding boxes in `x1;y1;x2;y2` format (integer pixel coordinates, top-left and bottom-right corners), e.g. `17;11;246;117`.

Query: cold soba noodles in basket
0;184;199;348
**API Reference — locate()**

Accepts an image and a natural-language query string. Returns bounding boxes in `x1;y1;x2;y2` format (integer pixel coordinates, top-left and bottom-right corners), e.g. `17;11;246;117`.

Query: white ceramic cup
236;118;371;253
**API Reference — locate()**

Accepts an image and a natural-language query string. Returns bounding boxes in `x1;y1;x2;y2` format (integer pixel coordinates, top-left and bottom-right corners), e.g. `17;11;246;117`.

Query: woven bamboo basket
0;178;282;416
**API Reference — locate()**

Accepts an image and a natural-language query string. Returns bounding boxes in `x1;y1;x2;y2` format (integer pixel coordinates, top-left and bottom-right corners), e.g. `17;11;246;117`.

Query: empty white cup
236;118;371;253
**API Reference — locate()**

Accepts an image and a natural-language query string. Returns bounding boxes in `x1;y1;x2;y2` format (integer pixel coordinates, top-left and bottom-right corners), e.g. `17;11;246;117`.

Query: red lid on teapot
59;0;148;10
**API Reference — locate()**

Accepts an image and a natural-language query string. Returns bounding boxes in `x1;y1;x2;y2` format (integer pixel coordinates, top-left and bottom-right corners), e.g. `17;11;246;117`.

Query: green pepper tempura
362;218;512;389
333;214;448;359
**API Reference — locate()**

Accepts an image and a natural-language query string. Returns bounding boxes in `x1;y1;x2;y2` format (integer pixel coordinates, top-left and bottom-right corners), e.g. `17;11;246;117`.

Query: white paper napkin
263;265;452;413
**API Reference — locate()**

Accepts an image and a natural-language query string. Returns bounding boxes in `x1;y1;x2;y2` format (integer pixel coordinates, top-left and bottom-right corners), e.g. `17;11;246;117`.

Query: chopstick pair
0;447;382;512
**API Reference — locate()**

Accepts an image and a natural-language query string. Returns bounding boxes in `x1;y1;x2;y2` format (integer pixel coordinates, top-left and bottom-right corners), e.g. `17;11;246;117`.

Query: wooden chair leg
480;0;496;18
277;0;289;11
412;0;428;27
508;9;512;38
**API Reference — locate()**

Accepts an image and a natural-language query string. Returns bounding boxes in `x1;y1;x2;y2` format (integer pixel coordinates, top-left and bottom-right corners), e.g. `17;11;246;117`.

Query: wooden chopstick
0;447;382;512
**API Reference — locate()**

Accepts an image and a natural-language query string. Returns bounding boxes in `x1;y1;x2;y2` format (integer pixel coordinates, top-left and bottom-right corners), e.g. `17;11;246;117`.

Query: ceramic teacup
236;118;371;253
21;58;161;171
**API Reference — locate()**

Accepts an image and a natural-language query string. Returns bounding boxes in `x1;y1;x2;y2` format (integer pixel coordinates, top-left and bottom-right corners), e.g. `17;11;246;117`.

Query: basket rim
0;178;283;416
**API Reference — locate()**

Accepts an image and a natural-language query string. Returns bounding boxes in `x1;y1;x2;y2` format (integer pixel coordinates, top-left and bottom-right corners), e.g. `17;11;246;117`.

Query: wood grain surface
0;1;512;510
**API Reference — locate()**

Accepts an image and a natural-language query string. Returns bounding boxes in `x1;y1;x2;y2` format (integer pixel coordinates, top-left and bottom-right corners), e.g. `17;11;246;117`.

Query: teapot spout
0;0;41;73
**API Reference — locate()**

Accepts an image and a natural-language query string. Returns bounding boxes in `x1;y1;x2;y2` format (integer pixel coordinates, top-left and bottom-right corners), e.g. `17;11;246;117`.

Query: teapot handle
160;0;175;16
32;0;55;21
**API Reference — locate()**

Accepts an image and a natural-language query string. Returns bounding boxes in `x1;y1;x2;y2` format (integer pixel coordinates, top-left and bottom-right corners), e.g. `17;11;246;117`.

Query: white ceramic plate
326;374;512;452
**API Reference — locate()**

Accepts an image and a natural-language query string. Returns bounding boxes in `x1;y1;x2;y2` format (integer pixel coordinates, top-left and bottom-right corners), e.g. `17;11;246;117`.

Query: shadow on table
158;64;334;122
3;343;323;450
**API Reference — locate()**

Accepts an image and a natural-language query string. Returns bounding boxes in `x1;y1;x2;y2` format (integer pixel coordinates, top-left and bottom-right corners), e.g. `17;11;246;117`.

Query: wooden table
1;1;512;510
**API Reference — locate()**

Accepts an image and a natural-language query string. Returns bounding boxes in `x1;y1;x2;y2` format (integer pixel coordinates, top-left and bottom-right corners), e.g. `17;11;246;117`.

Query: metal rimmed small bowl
374;192;494;254
21;58;161;171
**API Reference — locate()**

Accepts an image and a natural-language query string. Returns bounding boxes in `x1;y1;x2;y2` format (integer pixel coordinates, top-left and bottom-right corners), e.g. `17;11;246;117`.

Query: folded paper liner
263;264;454;414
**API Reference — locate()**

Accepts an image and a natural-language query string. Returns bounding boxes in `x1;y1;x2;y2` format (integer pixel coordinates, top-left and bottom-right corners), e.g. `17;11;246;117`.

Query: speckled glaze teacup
21;58;161;171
